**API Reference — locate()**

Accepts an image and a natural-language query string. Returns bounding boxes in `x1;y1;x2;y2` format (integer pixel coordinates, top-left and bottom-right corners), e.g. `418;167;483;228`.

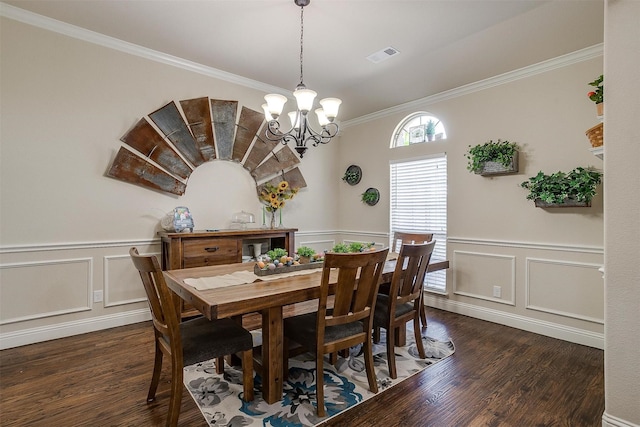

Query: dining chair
373;241;435;379
282;247;389;417
129;247;254;427
389;231;434;328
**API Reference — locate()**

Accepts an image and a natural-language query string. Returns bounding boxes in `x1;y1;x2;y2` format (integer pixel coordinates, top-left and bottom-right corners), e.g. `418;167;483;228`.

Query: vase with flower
259;180;298;229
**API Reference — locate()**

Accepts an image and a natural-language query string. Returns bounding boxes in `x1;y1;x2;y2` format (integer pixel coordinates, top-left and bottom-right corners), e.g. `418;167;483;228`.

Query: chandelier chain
299;5;304;86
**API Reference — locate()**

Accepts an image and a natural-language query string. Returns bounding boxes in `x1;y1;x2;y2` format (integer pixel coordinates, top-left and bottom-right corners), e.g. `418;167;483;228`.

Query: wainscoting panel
526;257;604;324
0;258;93;325
453;251;516;305
295;238;336;254
103;254;152;308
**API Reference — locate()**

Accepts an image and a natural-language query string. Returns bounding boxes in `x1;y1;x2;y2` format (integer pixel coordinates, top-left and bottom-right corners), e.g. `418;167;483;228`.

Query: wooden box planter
534;198;591;208
476;151;519;176
254;260;323;276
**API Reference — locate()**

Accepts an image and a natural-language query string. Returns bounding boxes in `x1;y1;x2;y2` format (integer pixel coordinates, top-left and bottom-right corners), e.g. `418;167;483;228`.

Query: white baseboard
0;309;151;350
602;412;640;427
426;296;604;350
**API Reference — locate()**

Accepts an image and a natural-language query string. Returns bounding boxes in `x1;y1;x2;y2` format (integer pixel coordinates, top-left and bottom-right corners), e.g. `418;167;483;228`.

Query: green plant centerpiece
329;242;375;253
466;139;519;175
520;167;602;207
296;246;316;264
266;248;288;261
331;243;350;253
347;242;375;253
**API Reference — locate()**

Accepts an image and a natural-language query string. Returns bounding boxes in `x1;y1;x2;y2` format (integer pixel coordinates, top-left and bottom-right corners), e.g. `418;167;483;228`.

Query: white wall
337;54;605;348
602;1;640;426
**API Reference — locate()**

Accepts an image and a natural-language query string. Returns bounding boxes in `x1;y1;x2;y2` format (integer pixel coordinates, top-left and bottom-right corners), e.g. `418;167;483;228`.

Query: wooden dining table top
163;258;449;321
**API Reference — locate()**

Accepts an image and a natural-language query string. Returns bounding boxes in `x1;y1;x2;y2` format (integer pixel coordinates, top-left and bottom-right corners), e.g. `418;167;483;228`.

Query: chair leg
373;326;381;343
283;337;289;382
329;352;338;365
167;357;183;427
147;341;163;402
414;315;426;359
363;333;379;393
215;356;224;374
316;349;325;417
420;302;428;329
242;349;254;402
386;324;397;379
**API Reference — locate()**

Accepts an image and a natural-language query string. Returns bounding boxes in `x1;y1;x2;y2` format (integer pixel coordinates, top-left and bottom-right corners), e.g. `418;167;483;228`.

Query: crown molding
342;43;604;128
0;2;287;96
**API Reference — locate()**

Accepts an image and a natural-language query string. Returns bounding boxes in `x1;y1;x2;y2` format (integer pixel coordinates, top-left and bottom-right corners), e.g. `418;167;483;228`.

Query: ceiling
3;0;604;122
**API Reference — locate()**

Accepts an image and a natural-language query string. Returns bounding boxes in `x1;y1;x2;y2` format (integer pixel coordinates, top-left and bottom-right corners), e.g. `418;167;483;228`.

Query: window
390;155;447;292
392;112;447;147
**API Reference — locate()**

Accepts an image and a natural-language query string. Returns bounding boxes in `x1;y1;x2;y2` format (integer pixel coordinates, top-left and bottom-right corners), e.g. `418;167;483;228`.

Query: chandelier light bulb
261;104;274;121
315;108;329;126
288;111;301;129
264;94;288;119
319;98;341;121
293;87;317;113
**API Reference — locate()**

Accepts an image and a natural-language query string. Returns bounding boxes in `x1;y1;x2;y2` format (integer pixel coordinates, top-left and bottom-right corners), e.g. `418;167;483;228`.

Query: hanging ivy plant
520;167;602;206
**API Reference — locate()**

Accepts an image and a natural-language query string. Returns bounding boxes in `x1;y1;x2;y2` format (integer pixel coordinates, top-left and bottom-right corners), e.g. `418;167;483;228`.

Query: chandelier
262;0;342;158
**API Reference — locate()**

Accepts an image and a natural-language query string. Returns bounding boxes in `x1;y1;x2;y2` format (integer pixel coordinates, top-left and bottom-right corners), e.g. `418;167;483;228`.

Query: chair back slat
391;231;433;253
129;248;180;346
320;248;388;329
389;241;435;310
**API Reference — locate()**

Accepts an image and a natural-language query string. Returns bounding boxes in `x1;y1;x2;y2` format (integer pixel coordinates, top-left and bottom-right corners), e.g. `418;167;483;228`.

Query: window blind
390;154;447;291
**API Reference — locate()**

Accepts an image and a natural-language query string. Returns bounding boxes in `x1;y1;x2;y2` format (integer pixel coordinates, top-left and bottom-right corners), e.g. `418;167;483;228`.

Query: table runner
184;268;322;290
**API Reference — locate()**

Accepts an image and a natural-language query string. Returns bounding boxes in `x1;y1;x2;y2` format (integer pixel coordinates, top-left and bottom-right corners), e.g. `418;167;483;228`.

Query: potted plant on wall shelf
465;139;519;176
520;167;602;208
587;74;604;117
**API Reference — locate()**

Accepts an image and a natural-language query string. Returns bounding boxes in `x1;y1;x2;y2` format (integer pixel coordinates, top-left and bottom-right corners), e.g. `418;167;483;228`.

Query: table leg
395;325;407;347
261;306;283;404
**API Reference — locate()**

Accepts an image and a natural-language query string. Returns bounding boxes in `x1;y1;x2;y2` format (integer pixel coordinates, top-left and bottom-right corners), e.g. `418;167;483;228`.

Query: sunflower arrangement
259;181;298;212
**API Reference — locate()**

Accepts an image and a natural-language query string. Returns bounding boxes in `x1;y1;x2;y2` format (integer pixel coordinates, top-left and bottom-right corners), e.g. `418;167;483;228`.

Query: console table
158;228;297;271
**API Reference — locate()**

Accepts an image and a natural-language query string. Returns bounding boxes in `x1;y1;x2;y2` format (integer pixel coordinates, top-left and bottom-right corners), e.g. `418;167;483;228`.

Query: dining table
163;257;449;404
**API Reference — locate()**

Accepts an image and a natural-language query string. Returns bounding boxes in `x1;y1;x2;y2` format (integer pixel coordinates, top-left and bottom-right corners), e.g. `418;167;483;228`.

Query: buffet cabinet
158;228;297;271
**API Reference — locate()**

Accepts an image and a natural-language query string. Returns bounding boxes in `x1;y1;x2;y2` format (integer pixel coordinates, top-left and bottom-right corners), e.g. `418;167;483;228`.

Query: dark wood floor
0;308;604;426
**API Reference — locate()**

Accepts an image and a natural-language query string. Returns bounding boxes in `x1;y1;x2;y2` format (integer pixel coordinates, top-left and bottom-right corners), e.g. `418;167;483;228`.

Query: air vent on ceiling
366;46;400;64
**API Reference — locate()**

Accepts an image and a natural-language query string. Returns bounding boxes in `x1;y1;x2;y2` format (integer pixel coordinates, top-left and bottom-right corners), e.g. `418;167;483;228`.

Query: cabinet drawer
182;238;239;268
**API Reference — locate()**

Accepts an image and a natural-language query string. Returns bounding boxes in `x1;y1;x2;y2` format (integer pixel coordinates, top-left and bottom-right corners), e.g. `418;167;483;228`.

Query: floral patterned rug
184;327;455;426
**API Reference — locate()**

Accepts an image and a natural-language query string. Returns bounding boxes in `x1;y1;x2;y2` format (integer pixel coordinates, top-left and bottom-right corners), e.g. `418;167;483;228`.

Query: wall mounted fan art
107;97;307;196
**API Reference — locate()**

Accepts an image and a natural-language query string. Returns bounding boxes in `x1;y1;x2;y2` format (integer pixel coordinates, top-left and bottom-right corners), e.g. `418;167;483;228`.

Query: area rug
184;327;454;426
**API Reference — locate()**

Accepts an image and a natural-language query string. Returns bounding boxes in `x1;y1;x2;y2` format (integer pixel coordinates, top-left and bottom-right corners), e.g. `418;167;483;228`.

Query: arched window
389;112;448;292
391;112;447;147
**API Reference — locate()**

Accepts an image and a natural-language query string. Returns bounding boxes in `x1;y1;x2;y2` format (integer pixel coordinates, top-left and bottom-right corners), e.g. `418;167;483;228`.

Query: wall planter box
476;151;519;176
534;198;591;208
